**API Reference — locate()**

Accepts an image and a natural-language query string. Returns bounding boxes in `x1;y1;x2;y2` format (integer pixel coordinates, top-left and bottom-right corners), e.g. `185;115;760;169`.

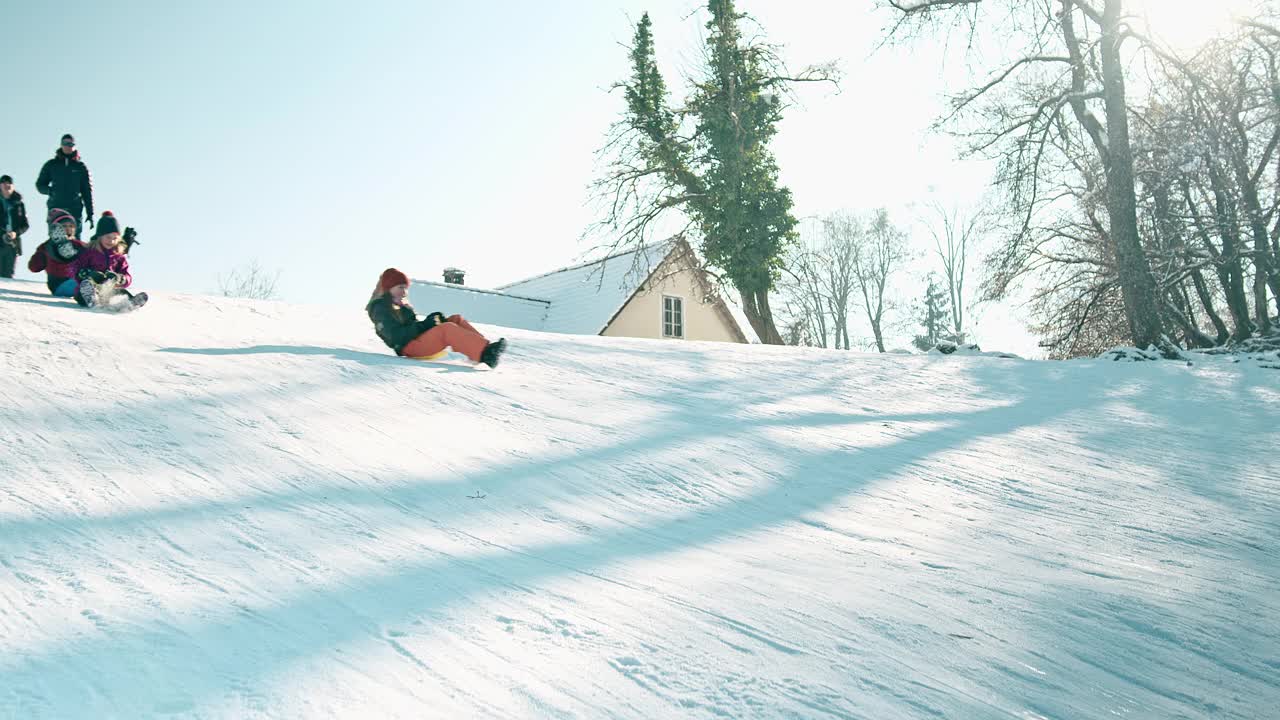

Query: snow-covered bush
926;340;1021;359
1103;330;1280;369
1098;346;1165;362
1191;330;1280;369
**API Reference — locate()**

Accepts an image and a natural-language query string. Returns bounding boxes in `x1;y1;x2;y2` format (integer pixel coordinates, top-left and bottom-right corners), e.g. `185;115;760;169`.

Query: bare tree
923;199;985;342
1128;19;1280;344
821;213;862;350
883;0;1170;351
779;235;829;348
779;212;864;349
854;209;912;353
218;260;281;301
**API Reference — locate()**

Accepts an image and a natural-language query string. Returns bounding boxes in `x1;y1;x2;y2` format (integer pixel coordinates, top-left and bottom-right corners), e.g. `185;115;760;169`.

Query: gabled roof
496;242;673;335
407;281;550;331
407;239;748;342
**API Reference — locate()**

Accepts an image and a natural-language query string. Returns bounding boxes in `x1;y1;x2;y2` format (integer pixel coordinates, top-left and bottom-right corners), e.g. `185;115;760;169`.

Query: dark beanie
379;268;410;292
94;211;121;238
0;174;12;184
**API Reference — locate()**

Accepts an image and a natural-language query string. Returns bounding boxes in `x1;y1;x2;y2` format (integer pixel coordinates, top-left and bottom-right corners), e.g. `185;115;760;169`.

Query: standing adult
35;133;94;237
0;174;30;278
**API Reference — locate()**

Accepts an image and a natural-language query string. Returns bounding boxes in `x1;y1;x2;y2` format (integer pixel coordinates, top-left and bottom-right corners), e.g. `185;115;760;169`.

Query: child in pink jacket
68;211;147;310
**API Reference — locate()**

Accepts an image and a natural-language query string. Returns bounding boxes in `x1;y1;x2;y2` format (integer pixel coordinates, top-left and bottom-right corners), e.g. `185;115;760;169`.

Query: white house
408;240;748;343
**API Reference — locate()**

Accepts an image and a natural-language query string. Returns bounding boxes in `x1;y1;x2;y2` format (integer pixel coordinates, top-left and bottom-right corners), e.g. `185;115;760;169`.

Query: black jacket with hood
1;190;29;254
36;150;94;219
366;295;444;354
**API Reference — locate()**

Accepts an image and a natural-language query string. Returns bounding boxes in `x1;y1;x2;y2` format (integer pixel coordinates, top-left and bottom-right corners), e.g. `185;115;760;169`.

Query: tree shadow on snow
0;359;1118;716
945;360;1280;718
156;344;476;372
0;286;80;310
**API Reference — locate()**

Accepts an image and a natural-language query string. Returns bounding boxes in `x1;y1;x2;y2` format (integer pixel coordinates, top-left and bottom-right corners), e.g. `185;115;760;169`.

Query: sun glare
1132;0;1254;52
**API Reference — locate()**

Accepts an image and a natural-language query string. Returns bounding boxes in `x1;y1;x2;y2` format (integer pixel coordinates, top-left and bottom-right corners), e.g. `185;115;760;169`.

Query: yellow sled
407;350;449;361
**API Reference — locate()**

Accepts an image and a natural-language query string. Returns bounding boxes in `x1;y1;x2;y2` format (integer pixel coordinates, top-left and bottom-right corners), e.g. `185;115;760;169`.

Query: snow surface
0;276;1278;719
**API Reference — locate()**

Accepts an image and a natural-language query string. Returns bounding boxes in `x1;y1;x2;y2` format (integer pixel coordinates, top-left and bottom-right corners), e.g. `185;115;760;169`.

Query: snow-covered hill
1;277;1277;719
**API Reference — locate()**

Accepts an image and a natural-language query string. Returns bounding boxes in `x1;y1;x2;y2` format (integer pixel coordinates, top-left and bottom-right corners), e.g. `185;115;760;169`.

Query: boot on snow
100;289;147;313
115;291;148;312
78;278;99;308
479;338;507;369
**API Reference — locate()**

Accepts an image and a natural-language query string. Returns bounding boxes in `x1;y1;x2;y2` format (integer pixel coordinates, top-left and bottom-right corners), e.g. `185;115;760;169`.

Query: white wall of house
602;259;743;343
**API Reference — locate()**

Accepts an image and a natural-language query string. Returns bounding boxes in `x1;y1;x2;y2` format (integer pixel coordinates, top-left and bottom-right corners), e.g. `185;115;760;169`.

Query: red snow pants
402;315;489;361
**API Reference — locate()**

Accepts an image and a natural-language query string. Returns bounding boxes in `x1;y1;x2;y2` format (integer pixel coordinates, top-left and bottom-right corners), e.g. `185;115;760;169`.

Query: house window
663;295;684;338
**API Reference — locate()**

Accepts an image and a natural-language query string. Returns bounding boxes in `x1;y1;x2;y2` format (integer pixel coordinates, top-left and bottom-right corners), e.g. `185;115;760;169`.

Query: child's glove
53;240;79;261
417;312;446;333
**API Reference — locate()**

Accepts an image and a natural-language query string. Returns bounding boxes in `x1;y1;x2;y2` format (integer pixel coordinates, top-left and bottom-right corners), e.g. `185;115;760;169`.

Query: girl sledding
70;211;147;311
366;268;507;368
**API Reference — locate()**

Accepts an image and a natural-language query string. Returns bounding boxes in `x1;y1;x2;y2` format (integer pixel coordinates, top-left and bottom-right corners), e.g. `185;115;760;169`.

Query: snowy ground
1;276;1277;719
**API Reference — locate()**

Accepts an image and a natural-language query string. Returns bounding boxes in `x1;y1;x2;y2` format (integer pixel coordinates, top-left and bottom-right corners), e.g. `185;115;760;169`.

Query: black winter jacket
1;191;29;254
367;296;443;354
36;150;94;218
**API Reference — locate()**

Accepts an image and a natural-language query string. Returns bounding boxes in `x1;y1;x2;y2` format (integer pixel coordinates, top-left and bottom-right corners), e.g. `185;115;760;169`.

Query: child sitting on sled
366;268;506;368
27;208;87;296
68;211;147;310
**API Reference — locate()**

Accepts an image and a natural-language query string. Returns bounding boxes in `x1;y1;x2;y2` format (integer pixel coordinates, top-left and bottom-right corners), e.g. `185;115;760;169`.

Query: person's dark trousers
0;242;15;277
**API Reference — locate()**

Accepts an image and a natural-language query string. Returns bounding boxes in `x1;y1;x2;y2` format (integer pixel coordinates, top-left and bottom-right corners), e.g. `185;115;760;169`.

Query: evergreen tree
912;275;951;352
691;0;796;345
622;14;691;185
597;3;833;345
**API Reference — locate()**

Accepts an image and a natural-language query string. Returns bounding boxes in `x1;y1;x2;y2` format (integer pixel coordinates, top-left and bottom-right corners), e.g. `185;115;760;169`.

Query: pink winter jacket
67;245;132;288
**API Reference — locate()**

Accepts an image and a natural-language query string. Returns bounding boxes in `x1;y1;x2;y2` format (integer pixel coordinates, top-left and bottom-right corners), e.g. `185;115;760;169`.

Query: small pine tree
912;275;951;351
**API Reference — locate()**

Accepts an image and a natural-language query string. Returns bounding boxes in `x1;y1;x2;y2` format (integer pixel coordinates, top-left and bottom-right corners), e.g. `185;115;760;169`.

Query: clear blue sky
6;1;1039;352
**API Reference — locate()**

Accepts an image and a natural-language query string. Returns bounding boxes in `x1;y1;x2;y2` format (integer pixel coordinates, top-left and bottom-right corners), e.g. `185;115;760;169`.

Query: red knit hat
379;268;410;292
48;208;75;226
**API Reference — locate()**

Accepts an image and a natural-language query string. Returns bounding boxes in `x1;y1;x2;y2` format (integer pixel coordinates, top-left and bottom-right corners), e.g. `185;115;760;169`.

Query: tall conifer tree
598;3;831;344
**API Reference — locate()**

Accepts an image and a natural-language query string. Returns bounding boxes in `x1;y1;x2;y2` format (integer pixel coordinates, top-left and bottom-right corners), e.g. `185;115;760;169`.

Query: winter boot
78;278;99;308
107;293;147;312
479;338;507;369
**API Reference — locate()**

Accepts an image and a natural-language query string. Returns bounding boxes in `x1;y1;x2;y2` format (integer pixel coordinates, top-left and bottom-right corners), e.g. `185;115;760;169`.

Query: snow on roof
406;243;673;335
408;281;550;331
496;242;674;335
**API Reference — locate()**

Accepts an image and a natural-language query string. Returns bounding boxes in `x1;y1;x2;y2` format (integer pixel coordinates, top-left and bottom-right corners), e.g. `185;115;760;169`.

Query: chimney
443;267;465;285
